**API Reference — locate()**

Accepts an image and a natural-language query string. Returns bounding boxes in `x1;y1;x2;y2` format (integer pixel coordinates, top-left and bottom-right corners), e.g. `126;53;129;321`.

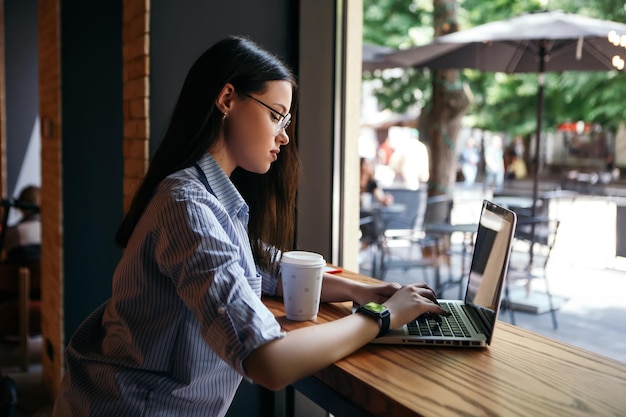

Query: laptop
368;200;517;347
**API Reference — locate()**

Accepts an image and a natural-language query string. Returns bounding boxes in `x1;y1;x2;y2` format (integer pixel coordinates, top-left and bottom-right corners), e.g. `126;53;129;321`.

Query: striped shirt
52;154;285;417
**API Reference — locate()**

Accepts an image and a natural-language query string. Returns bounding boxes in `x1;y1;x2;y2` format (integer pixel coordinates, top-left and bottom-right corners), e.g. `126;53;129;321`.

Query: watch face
363;301;386;313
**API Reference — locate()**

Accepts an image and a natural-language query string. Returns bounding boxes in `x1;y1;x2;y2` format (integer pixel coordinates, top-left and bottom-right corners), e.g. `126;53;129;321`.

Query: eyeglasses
245;94;292;135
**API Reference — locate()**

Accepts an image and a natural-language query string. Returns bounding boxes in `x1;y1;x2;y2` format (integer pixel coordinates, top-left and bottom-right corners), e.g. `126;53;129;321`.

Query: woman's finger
409;282;438;296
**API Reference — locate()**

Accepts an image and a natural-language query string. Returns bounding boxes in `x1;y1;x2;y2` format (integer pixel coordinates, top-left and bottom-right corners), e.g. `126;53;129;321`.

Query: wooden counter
263;269;626;417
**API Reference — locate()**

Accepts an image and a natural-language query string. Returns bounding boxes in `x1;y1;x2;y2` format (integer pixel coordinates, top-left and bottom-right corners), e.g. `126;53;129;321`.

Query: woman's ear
215;83;236;115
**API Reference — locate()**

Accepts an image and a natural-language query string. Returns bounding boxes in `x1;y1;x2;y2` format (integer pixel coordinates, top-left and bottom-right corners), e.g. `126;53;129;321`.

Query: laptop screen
464;200;517;341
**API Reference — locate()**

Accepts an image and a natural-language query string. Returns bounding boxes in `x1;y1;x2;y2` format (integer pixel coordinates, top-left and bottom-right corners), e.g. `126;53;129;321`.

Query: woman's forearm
274;271;356;300
320;273;366;303
243;312;379;391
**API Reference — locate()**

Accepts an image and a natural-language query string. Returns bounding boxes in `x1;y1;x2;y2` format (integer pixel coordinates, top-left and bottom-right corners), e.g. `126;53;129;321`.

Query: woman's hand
382;283;449;329
320;273;406;305
319;273;444;318
352;281;403;306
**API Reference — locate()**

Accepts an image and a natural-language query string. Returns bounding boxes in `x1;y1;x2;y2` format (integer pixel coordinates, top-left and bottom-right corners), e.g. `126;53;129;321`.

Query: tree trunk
421;0;471;224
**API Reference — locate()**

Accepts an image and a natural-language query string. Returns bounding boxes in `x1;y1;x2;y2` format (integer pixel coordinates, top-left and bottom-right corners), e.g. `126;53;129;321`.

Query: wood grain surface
263;268;626;417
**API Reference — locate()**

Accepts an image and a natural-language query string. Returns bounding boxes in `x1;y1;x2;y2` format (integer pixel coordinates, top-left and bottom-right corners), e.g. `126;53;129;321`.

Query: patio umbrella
380;10;626;216
362;42;401;71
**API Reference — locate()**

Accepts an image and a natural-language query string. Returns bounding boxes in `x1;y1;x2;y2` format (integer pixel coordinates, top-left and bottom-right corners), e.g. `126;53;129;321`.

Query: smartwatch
356;301;390;337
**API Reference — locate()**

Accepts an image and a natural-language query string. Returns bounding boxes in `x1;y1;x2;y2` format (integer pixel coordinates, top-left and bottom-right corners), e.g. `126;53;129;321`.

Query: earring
222;113;228;120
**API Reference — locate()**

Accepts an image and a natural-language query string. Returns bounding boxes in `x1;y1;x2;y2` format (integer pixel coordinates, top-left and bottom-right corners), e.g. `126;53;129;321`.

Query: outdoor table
492;195;534;210
263;268;626;417
360;203;407;225
493;190;578;219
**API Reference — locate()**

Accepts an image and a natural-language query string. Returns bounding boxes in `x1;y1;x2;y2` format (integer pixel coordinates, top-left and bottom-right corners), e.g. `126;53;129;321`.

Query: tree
363;0;471;212
363;0;433;114
420;0;470;216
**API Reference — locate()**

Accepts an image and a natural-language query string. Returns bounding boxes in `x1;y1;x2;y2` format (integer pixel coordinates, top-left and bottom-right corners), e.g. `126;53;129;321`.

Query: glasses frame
245;94;292;135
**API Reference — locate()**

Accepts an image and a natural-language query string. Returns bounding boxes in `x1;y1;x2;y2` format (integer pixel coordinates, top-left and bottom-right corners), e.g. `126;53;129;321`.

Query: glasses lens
276;113;291;134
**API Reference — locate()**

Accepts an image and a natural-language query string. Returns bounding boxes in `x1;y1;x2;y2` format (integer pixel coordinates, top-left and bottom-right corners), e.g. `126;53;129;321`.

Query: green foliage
363;0;433;47
363;0;626;135
549;0;626;22
363;0;433;114
458;0;543;26
364;68;431;114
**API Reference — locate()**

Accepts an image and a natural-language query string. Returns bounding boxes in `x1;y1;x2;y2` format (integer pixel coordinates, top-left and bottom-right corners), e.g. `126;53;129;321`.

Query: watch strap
377;308;391;337
357;302;391;337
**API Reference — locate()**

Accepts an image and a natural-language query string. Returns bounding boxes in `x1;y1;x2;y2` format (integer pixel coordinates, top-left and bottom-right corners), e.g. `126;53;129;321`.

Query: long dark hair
116;36;299;271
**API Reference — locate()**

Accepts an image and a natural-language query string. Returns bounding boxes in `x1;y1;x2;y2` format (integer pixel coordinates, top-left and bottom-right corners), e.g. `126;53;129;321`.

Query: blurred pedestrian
3;185;41;265
360;157;393;210
484;135;505;192
460;137;480;188
507;135;527;180
388;129;429;190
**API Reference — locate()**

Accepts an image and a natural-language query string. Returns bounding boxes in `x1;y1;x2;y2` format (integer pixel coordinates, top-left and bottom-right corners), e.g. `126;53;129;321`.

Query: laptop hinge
464;304;492;336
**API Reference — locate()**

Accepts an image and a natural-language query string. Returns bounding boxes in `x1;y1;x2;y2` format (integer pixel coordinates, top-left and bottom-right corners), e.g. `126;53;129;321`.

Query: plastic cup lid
280;251;325;266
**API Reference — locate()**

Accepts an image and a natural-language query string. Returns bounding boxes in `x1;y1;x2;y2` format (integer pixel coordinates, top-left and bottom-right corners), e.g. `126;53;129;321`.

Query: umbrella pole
530;41;547;269
533;42;546;218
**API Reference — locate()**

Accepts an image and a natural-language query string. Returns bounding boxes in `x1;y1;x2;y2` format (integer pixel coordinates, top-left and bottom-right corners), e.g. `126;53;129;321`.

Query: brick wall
122;0;150;212
38;0;63;395
36;0;151;397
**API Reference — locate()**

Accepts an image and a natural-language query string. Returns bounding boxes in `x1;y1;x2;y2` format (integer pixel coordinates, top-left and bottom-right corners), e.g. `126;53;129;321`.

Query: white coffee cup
280;251;326;321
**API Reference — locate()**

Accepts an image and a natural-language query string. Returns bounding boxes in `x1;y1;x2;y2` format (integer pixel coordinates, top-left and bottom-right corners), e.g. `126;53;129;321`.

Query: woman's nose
277;129;289;145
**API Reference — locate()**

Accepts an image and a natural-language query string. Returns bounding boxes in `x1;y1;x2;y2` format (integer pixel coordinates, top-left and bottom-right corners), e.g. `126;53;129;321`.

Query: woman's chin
246;163;272;175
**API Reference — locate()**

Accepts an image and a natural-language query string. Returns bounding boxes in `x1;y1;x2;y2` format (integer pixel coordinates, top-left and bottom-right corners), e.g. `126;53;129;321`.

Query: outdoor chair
503;217;561;329
359;211;383;276
376;188;442;285
359;187;426;278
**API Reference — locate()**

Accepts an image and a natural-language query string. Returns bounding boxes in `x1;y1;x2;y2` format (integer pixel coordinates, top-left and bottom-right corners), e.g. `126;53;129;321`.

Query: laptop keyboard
407;302;471;338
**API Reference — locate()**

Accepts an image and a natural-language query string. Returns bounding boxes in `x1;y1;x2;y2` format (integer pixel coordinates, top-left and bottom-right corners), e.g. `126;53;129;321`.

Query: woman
52;36;447;417
359;157;393;249
3;185;41;264
360;157;393;208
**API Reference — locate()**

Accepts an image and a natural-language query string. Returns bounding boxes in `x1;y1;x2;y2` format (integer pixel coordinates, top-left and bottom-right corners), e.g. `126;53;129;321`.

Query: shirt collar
195;154;247;218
